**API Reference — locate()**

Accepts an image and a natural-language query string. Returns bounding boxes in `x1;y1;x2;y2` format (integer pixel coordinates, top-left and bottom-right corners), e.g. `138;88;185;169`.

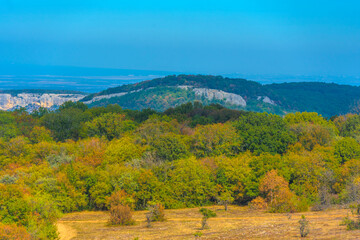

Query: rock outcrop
0;93;86;111
83;90;142;104
257;96;276;105
193;88;247;106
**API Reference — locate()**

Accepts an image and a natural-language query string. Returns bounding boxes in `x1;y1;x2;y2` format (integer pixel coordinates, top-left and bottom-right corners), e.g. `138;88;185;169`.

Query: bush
249;196;268;210
299;215;309;237
199;208;216;229
109;205;135;226
341;204;360;230
146;213;152;228
148;203;166;222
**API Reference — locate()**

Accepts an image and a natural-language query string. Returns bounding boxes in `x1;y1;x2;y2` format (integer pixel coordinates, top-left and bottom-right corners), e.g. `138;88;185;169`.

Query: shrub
341;204;360;230
109;205;135;226
194;231;203;238
146;213;152;228
148;203;166;222
249;196;268;210
299;215;309;237
199;208;216;229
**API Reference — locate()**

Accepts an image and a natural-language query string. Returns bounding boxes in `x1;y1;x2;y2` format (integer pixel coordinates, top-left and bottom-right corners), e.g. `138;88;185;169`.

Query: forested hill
81;75;360;117
81;75;266;101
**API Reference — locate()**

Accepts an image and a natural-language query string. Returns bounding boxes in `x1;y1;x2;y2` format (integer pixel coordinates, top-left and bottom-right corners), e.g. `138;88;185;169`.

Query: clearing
57;205;360;240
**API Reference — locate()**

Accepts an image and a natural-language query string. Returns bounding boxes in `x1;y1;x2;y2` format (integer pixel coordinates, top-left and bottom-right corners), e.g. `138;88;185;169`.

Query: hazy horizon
0;63;360;92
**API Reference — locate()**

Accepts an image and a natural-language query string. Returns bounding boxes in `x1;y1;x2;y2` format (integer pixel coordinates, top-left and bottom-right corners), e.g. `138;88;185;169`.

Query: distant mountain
81;74;360;117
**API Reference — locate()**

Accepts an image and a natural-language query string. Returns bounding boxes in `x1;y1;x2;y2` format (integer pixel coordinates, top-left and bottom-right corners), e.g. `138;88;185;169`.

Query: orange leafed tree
259;169;297;213
0;223;31;240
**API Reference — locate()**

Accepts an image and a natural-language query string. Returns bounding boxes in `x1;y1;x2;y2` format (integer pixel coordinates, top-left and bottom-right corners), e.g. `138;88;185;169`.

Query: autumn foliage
1;103;360;238
258;170;304;213
0;223;31;240
109;205;135;226
108;190;135;226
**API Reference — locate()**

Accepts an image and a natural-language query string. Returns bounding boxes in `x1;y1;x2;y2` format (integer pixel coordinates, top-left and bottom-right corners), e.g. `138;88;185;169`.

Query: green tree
338;114;360;142
234;112;295;154
42;108;90;141
215;154;251;203
0;111;18;140
83;113;136;140
169;157;215;207
334;137;360;164
58;101;88;111
151;133;189;161
192;123;241;157
105;136;145;164
217;191;234;211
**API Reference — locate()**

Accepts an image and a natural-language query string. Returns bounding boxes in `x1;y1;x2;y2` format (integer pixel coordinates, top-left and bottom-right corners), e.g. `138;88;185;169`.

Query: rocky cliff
0;93;86;111
192;87;247;107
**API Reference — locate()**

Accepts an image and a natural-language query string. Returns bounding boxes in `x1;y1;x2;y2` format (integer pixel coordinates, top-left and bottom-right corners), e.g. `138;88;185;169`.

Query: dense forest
2;101;360;238
82;75;360;117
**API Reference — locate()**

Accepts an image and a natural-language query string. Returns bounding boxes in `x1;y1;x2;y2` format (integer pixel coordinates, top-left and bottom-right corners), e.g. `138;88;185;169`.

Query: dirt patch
57;222;77;240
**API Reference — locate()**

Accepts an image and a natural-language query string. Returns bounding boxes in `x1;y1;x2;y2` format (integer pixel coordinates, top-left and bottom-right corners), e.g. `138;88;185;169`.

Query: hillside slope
81;75;360;117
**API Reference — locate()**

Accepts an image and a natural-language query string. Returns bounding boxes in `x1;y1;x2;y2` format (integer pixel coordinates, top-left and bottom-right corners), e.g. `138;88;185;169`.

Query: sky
0;0;360;76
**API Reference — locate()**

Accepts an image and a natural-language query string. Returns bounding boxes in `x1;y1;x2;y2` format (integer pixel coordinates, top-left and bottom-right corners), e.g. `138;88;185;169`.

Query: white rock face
83;90;142;104
83;92;128;104
193;88;246;107
0;93;86;111
257;96;276;105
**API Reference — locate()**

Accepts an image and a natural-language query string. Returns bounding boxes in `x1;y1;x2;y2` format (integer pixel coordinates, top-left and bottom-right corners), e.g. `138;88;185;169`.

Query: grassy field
57;205;360;240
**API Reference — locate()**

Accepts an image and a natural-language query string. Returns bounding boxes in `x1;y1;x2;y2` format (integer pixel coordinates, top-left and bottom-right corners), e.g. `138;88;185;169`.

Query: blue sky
0;0;359;75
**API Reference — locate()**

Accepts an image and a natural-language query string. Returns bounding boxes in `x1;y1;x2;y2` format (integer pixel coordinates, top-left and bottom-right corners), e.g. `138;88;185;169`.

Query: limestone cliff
0;93;86;111
192;88;247;107
83;90;141;104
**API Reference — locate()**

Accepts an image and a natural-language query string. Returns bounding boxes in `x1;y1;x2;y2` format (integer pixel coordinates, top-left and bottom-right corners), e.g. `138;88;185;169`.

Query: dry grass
58;205;360;240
